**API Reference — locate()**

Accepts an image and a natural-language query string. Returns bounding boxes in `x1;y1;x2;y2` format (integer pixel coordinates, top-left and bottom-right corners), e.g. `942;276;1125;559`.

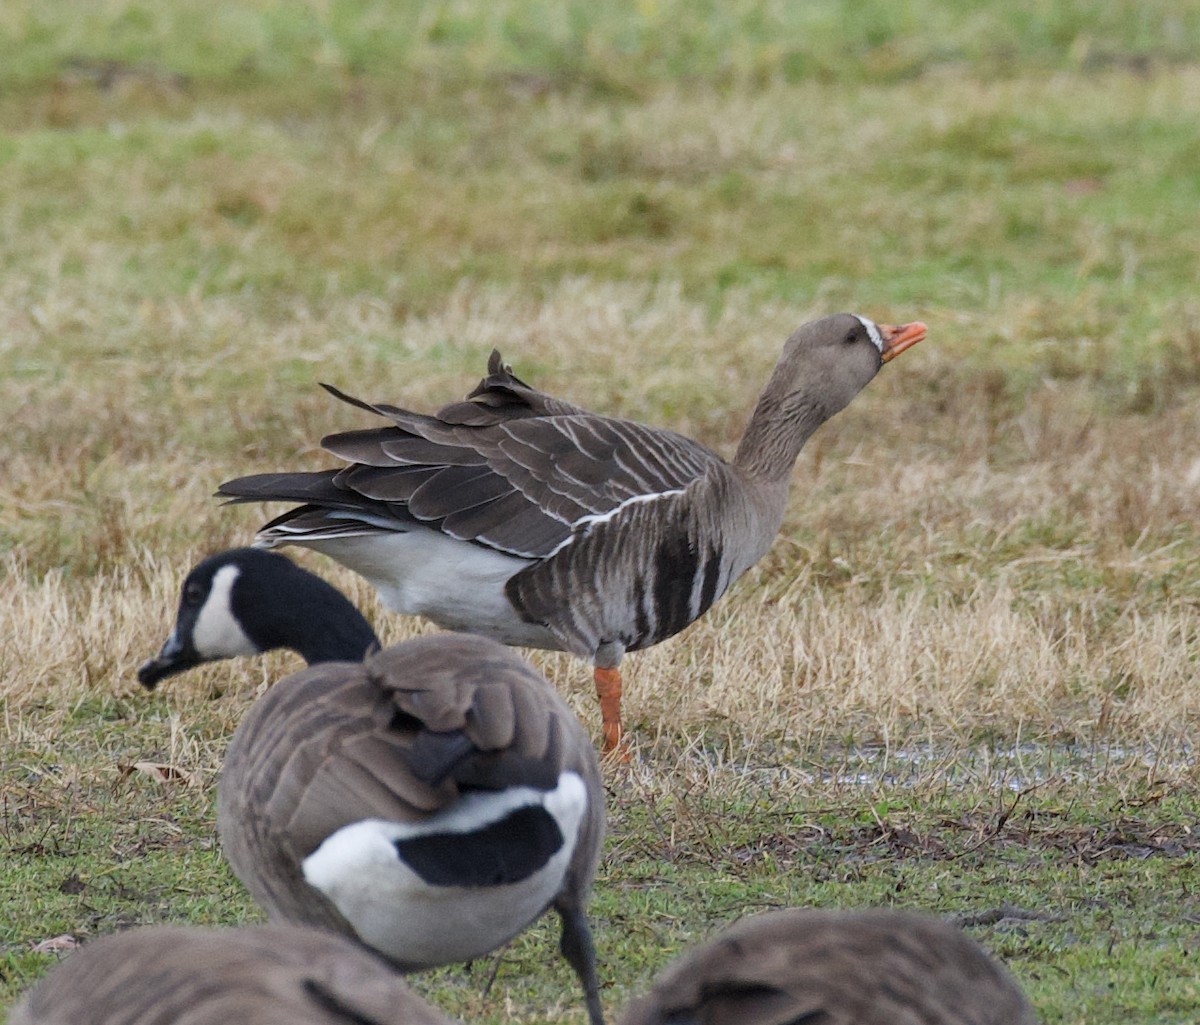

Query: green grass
5;720;1198;1021
4;1;1200;1022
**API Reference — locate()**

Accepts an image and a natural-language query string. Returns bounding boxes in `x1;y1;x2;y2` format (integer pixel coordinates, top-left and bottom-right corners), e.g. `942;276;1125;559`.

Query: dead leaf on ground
31;934;78;953
116;761;200;788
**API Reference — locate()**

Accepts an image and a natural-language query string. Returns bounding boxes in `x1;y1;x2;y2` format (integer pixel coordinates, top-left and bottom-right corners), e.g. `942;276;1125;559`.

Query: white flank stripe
547;489;685;558
289;530;551;647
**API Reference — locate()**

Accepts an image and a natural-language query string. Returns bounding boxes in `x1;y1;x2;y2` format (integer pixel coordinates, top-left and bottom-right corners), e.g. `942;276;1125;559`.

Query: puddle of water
672;740;1194;791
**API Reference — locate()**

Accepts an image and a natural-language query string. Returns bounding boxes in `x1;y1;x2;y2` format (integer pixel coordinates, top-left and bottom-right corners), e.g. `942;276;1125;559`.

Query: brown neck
733;390;828;484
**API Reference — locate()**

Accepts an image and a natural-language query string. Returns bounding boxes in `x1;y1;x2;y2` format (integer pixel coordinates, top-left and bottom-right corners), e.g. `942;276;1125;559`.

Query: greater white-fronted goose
618;908;1037;1025
215;632;607;1025
218;313;927;752
138;547;379;688
9;923;456;1025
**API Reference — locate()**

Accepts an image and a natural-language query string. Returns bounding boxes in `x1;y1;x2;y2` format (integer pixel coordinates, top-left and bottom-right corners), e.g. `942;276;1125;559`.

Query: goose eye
184;582;205;605
844;329;860;344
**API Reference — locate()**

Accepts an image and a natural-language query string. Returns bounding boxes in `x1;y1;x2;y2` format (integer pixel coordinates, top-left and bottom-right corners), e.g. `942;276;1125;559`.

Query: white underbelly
297;529;561;649
332;859;566;965
301;776;587;966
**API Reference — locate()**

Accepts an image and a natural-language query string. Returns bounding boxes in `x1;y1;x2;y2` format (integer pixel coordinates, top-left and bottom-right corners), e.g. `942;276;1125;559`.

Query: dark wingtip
408;730;479;787
320;382;379;414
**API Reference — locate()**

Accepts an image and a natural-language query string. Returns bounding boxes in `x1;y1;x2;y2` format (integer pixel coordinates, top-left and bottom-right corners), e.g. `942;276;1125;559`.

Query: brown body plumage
619;908;1037;1025
218;633;606;1025
9;924;455;1025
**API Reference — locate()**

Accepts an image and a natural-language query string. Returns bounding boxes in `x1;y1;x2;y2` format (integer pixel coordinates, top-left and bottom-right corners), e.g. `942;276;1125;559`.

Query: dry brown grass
6;278;1199;760
6;10;1200;1017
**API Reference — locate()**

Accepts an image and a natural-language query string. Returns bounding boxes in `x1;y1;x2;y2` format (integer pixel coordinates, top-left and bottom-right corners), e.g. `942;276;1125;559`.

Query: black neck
236;556;380;664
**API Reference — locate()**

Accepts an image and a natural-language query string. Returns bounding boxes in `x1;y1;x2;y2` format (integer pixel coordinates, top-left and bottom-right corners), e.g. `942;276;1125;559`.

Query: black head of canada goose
217;314;926;753
8;923;457;1025
617;907;1037;1025
136;552;607;1024
138;547;380;688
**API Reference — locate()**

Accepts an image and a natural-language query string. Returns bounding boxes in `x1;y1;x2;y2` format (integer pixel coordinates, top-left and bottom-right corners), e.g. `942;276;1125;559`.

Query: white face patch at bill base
300;772;588;967
852;314;885;354
191;564;258;660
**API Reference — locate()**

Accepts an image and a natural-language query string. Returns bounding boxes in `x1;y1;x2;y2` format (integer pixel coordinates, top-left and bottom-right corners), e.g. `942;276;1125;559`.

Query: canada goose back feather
9;924;456;1025
217;632;606;1024
619;908;1037;1025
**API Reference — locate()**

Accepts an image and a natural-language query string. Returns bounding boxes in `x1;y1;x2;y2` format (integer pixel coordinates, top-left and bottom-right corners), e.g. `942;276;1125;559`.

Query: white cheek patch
853;314;885;354
192;564;258;659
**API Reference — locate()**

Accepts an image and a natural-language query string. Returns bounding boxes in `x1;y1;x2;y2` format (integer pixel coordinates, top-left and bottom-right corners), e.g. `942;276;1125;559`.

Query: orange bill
878;321;928;363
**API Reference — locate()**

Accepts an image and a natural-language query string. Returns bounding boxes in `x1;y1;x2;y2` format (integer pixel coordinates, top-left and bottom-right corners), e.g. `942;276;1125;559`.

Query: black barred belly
505;499;737;659
614;532;724;652
394;804;564;887
630;534;726;650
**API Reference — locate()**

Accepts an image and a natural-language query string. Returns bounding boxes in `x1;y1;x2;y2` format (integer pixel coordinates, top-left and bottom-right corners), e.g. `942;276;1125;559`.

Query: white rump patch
853;314;885;354
191;565;257;659
301;772;588;966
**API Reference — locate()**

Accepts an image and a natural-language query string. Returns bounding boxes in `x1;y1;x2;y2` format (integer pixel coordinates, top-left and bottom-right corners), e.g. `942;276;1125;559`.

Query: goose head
777;313;926;420
735;313;926;480
138;548;379;689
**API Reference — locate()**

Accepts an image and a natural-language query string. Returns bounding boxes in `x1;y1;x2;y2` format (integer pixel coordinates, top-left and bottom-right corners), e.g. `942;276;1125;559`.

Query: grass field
3;2;1200;1021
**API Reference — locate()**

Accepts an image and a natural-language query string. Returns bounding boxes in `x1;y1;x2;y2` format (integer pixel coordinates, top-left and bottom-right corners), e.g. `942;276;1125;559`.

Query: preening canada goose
9;924;456;1025
138;547;379;688
216;632;607;1025
218;313;926;753
618;908;1037;1025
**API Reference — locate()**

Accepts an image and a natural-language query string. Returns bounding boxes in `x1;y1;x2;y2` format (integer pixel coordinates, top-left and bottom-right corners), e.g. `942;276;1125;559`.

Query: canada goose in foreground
9;924;456;1025
218;314;926;754
618;908;1037;1025
137;547;379;688
214;631;606;1025
135;554;605;1020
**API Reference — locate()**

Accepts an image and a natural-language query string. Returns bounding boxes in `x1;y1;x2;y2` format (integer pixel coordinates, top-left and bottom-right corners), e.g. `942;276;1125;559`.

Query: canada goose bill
216;313;927;756
618;907;1037;1025
8;923;457;1025
217;631;607;1025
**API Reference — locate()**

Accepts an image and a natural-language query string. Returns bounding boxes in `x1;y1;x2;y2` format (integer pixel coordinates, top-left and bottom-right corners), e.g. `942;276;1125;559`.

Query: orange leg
593;666;630;761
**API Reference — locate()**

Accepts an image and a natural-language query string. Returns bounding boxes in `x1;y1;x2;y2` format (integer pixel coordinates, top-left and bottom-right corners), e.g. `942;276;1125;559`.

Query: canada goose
217;314;926;754
9;923;456;1025
135;555;605;1019
618;908;1037;1025
138;547;379;688
214;632;606;1025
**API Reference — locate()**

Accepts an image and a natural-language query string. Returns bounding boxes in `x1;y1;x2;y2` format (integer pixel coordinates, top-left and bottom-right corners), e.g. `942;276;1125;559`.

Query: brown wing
218;349;723;559
217;634;603;929
619;909;1037;1025
8;924;454;1025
